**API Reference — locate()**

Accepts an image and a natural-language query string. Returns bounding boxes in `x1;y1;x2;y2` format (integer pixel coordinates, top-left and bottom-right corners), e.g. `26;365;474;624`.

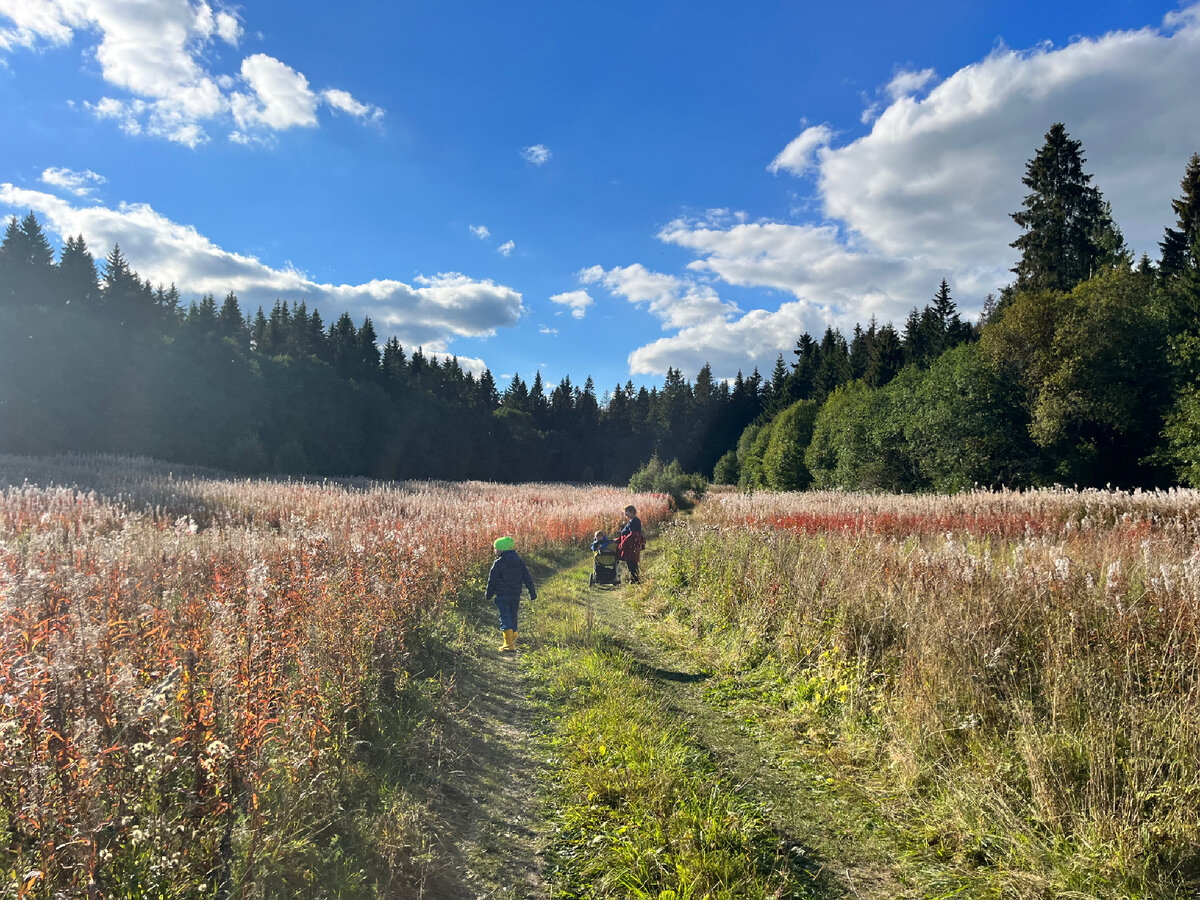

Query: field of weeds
654;488;1200;897
0;454;669;897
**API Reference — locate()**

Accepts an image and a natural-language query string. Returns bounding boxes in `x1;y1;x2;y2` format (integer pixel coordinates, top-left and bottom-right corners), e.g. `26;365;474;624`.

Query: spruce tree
1010;123;1124;293
0;213;57;308
866;324;905;388
219;291;244;340
502;373;529;408
58;234;100;307
101;244;146;323
1160;152;1200;280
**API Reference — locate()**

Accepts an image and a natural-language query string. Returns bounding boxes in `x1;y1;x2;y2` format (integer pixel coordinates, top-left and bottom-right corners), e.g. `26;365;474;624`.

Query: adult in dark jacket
486;536;537;652
618;505;645;583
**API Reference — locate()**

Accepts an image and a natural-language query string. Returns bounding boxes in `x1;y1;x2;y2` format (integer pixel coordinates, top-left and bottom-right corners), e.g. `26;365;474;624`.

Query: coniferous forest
3;123;1200;491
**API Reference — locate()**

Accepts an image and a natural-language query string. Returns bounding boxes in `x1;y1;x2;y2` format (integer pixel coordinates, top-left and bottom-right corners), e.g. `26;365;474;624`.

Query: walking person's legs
494;594;518;651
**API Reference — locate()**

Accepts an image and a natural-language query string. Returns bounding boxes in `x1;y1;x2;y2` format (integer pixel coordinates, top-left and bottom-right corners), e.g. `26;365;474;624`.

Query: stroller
589;545;620;587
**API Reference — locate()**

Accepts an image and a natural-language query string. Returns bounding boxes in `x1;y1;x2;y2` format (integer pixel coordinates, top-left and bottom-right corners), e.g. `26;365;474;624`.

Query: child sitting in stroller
589;531;619;587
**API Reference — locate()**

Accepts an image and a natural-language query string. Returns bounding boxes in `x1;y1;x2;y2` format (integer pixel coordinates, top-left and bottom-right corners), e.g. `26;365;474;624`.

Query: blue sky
2;1;1199;394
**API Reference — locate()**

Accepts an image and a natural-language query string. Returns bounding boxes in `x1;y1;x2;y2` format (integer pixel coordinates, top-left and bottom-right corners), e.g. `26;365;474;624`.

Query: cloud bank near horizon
0;183;523;356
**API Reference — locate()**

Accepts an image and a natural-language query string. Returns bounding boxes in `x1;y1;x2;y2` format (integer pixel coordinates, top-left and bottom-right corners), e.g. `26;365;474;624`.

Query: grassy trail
484;544;907;898
406;541;907;898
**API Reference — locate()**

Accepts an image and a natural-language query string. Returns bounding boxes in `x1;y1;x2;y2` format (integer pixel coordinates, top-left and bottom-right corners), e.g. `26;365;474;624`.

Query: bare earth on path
393;594;553;898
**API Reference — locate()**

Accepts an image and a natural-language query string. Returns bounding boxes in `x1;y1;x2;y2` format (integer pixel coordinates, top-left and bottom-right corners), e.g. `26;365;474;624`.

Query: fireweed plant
650;488;1200;898
0;454;669;897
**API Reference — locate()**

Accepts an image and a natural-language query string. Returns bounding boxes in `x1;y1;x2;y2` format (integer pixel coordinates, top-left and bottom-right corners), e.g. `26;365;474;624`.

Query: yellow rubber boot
511;630;518;651
500;629;515;652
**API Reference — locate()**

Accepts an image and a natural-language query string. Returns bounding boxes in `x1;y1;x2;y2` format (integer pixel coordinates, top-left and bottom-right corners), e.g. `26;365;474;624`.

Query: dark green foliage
1159;152;1200;283
983;267;1170;486
7;125;1198;495
905;343;1040;491
805;374;919;492
627;454;707;507
761;399;819;491
1010;123;1126;293
0;212;774;484
712;449;739;485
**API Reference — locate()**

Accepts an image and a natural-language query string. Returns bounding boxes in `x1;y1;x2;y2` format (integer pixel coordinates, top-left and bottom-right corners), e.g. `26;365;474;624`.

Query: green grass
524;562;818;899
640;519;1200;900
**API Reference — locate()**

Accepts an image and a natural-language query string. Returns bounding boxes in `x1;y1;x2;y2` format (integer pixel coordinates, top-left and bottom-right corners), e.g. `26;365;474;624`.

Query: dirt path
393;580;555;899
406;552;901;898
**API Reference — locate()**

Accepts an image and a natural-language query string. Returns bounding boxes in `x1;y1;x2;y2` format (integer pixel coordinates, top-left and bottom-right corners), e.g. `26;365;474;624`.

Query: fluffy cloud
322;88;384;121
0;184;524;351
469;224;491;240
767;124;832;176
497;239;515;257
885;67;936;100
621;5;1200;378
658;216;945;322
628;301;829;378
579;263;739;330
817;8;1200;267
521;144;552;166
0;0;381;145
41;166;107;197
230;54;318;130
549;289;594;320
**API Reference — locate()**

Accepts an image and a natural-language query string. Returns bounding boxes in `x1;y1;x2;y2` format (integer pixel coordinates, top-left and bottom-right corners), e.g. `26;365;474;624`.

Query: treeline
4;124;1197;491
728;124;1200;491
0;224;779;482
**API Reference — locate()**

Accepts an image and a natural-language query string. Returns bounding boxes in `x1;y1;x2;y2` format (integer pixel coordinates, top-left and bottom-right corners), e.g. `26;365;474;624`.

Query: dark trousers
625;554;640;583
494;594;520;630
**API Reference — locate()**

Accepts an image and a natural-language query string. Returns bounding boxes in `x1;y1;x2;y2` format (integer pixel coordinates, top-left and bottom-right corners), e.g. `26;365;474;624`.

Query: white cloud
549;289;594;319
885;66;936;100
815;7;1200;268
0;0;382;144
497;239;515;256
658;217;940;322
0;0;73;49
322;88;384;121
521;144;552;166
628;301;828;378
539;326;558;335
579;263;739;330
41;166;107;197
767;124;832;176
622;4;1200;378
426;352;489;377
0;183;524;351
469;224;490;240
231;54;317;130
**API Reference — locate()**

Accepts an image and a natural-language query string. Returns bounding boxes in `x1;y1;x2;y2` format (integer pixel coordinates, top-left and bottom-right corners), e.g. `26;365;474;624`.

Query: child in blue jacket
486;536;537;652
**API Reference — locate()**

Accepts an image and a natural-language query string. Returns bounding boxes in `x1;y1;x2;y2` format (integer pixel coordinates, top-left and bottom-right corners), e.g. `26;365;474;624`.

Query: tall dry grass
0;454;669;896
655;488;1200;896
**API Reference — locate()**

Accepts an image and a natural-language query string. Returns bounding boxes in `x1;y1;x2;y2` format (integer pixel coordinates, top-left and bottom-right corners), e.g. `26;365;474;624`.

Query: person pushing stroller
617;505;645;583
590;530;619;587
486;536;537;652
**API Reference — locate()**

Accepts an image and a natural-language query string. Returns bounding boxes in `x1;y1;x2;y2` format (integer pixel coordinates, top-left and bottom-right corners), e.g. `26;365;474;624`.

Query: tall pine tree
1010;123;1125;293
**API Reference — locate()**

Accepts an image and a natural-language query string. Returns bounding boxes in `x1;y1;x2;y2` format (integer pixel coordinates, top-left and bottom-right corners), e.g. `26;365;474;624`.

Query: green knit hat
493;536;515;552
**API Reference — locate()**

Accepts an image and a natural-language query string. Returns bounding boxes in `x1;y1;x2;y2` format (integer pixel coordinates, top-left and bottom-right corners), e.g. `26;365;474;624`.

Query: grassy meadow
647;488;1200;897
4;453;1200;898
0;454;669;897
